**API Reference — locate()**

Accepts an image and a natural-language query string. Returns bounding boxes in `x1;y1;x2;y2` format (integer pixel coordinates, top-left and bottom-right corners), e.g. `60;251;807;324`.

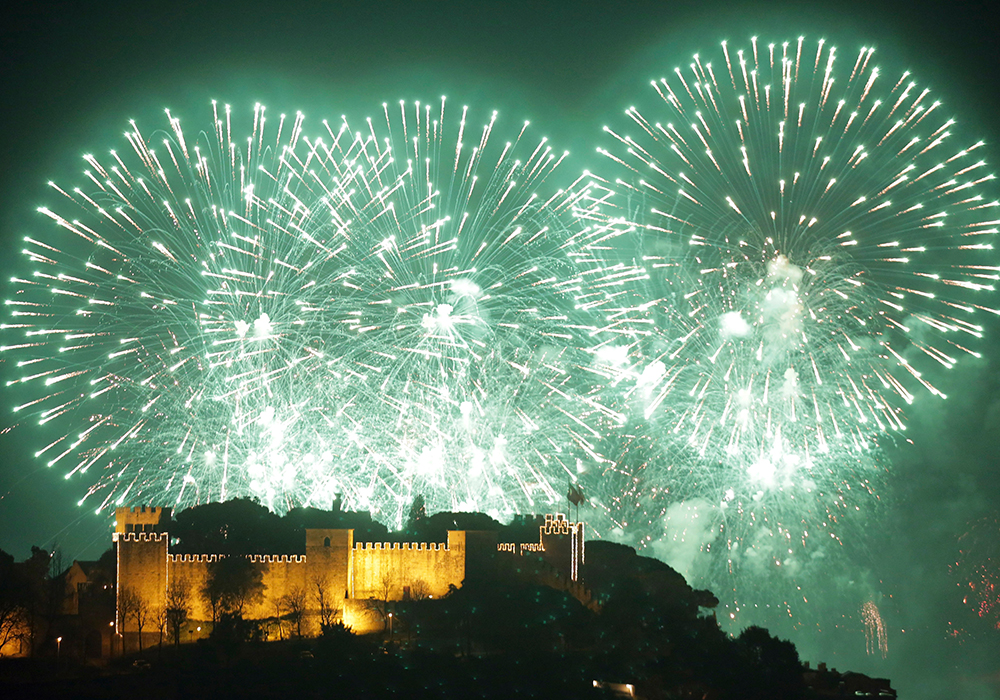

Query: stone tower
305;528;354;600
114;507;171;640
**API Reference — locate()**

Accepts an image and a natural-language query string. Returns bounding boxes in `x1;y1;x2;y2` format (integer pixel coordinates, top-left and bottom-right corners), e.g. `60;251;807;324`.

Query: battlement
247;554;306;564
169;553;222;564
115;505;171;534
168;553;307;564
114;532;169;543
123;506;167;515
542;513;577;535
356;541;448;552
497;541;546;555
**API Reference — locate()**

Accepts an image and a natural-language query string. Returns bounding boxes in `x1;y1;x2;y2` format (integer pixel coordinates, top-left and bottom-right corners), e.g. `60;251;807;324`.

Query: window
323;537;331;547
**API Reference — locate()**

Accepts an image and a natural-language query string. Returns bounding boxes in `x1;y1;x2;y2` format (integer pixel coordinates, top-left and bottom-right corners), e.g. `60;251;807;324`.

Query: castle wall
255;556;308;622
166;554;309;624
167;556;214;622
112;507;584;642
350;531;465;601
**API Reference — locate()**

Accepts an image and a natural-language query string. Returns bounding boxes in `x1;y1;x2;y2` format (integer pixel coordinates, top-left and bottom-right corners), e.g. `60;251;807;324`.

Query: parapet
496;541;546;555
542;513;577;535
247;554;306;564
355;541;449;552
115;505;172;534
168;553;307;564
113;532;169;543
169;553;222;564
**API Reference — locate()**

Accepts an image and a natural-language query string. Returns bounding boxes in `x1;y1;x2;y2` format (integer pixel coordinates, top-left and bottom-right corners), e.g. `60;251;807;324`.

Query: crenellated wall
112;522;468;639
114;507;584;641
167;556;211;621
351;531;465;601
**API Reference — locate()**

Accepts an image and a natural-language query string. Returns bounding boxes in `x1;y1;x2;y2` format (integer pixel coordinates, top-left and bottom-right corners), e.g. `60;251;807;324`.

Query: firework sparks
3;99;618;523
591;36;998;618
953;512;1000;633
861;600;889;657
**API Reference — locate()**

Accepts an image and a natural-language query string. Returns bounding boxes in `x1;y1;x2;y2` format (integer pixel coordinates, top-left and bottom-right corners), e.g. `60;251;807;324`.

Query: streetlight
387;612;393;643
56;636;62;660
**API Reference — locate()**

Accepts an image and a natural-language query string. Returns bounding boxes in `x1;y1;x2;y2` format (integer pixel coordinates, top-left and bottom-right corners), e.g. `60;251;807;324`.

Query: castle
114;506;586;645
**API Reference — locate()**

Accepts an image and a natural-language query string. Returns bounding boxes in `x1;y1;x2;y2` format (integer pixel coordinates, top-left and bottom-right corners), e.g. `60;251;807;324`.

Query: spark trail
3;99;618;524
592;36;998;621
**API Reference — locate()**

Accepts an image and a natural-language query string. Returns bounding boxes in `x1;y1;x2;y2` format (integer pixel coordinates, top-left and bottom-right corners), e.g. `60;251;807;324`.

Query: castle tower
114;507;169;642
306;529;354;600
539;514;585;581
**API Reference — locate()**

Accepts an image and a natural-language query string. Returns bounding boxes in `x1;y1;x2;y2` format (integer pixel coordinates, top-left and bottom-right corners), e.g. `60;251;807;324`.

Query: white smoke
648;498;721;581
720;311;751;337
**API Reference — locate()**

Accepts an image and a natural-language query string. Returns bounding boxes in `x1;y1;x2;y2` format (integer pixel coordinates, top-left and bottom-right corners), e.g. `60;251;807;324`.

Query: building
114;506;586;647
803;661;897;698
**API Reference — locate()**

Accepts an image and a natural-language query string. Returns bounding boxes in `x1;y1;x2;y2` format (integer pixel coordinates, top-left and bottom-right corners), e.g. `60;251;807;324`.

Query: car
132;659;151;670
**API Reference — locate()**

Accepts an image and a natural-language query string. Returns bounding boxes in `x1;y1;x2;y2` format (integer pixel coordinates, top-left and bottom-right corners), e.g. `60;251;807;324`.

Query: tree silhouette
117;587;143;653
165;580;189;646
735;625;806;700
0;549;27;655
203;556;265;621
281;587;306;637
313;575;338;628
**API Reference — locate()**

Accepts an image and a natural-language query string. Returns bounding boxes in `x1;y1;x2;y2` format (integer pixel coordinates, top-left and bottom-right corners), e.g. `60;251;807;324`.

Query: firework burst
3;99;616;522
591;36;998;611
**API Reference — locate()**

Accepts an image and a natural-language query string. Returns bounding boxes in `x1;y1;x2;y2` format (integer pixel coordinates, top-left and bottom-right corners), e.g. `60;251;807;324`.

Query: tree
121;587;151;653
271;595;285;640
165;580;189;646
281;587;307;638
135;596;150;652
735;626;805;700
202;574;224;624
203;556;265;622
408;578;430;602
405;494;427;534
364;569;396;632
21;546;52;656
117;587;140;653
153;605;168;650
171;499;291;555
313;575;337;629
0;549;28;655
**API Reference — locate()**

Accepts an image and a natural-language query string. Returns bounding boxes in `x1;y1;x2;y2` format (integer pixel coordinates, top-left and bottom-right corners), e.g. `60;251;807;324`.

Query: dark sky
1;1;999;698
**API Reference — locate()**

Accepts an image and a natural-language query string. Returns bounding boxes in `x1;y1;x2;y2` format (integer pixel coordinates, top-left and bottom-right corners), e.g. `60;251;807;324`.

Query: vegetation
0;500;869;698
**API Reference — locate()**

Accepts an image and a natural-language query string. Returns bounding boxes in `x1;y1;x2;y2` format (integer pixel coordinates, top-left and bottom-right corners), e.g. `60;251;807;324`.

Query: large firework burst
592;36;998;614
3;99;615;523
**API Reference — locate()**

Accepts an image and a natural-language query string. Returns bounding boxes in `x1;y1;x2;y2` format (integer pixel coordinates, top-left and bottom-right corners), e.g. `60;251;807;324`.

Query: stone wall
112;507;583;641
351;531;465;601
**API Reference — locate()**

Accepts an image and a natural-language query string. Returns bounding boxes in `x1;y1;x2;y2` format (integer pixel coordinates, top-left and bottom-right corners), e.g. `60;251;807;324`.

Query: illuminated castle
114;506;585;645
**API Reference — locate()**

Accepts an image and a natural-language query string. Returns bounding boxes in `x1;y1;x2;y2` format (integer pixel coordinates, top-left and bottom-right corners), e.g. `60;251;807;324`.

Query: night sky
1;1;998;698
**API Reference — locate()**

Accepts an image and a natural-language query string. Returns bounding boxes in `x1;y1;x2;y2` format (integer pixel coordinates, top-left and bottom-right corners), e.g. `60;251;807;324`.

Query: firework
3;99;615;522
953;511;1000;633
861;600;889;657
592;36;998;610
